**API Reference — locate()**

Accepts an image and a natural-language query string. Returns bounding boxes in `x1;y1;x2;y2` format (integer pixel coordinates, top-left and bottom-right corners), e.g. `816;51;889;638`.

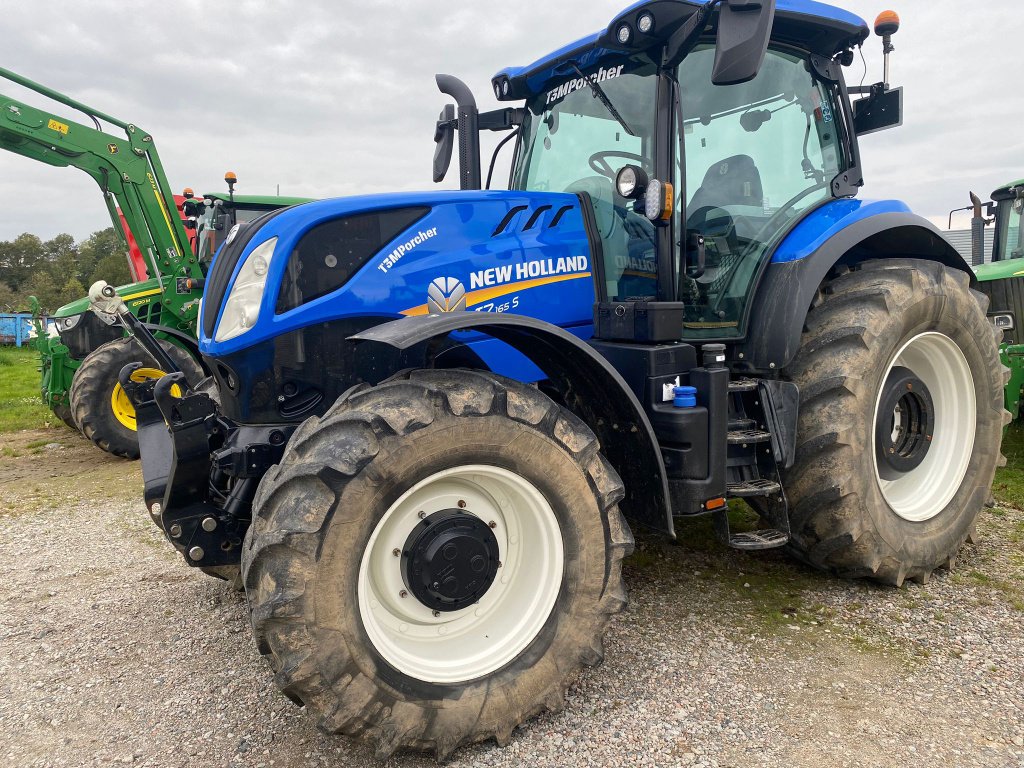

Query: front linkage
89;281;287;568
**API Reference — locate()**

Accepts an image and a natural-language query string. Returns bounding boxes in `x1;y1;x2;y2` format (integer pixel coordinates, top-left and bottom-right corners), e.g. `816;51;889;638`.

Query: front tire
782;259;1006;585
69;337;203;459
242;369;632;759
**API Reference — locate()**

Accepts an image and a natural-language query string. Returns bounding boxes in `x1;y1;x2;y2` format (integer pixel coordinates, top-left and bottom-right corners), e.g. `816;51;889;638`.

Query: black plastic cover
276;207;430;314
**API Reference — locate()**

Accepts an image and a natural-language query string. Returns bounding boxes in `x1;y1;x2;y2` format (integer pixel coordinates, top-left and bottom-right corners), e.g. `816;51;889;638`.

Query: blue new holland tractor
92;0;1005;758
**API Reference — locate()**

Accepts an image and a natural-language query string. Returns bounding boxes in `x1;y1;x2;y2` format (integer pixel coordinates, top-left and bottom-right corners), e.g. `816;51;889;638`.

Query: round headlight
615;164;648;200
617;24;632;45
618;166;638;197
637;12;654;34
502;79;510;96
494;83;502;99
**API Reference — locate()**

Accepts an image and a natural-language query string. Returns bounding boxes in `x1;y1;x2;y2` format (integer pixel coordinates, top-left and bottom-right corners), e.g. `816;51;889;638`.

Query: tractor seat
686;154;764;230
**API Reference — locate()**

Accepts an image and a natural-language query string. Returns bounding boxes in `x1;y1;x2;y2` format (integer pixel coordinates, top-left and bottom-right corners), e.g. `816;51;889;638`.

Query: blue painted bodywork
202;191;597;381
770;199;911;263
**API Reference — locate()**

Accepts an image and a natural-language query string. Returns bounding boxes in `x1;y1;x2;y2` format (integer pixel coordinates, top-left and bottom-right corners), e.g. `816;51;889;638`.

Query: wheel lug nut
399;590;408;598
432;610;441;617
457;500;466;509
392;548;401;557
418;511;426;519
488;520;497;528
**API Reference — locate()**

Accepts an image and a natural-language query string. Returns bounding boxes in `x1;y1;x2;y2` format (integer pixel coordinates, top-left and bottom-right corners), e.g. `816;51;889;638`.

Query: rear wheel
242;369;632;759
70;337;203;459
781;259;1006;584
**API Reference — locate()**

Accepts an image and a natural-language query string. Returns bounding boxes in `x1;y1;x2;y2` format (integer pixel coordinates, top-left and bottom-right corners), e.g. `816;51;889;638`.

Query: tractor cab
992;181;1024;262
508;35;851;338
473;0;878;344
186;175;313;264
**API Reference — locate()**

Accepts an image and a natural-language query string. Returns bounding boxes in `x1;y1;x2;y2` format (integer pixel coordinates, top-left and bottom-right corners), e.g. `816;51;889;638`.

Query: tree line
0;228;131;314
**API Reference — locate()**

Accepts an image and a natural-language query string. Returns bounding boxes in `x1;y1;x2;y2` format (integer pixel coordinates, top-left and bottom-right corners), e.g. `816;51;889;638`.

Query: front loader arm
0;66;200;286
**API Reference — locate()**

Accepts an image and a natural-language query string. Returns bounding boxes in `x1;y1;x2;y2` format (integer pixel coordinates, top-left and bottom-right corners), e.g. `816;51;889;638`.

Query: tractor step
728;417;756;430
726;478;781;497
726;528;790;550
728;378;759;393
727;429;771;445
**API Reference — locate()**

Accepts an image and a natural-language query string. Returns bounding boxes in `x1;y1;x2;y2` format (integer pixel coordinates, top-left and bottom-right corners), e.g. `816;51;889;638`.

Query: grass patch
0;347;59;433
993;421;1024;508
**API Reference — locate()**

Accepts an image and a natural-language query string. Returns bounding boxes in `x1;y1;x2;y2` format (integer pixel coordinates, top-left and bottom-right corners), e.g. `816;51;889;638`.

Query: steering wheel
588;151;649;181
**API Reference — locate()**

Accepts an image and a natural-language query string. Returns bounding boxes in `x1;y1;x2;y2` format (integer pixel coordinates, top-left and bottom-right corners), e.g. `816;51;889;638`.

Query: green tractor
0;66;308;456
963;180;1024;419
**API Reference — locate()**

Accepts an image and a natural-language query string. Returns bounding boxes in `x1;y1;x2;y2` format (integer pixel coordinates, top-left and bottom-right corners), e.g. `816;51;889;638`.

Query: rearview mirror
712;0;776;86
433;104;456;183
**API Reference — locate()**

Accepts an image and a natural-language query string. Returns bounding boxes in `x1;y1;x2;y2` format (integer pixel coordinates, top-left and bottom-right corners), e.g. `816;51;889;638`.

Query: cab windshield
512;61;660;299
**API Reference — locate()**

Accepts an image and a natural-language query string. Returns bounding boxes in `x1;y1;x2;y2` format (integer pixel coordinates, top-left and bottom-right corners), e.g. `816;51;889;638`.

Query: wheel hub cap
875;366;934;479
401;510;500;612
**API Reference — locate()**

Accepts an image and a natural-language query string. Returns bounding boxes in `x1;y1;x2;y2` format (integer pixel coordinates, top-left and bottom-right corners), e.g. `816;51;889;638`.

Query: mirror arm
662;1;719;70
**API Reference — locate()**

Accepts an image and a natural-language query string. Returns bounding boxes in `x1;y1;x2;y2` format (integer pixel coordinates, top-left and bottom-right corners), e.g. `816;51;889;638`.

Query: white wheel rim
871;332;976;522
357;465;564;684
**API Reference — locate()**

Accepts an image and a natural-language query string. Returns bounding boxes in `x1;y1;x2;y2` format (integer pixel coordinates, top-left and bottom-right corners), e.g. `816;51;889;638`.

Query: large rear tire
242;369;632;759
782;259;1006;585
69;337;203;459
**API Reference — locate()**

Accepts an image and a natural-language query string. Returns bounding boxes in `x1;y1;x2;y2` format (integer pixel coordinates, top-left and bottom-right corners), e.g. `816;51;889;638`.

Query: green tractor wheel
69;337;204;459
781;259;1006;585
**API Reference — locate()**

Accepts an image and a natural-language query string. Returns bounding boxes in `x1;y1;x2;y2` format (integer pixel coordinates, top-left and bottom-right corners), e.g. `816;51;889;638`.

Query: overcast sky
1;0;1021;243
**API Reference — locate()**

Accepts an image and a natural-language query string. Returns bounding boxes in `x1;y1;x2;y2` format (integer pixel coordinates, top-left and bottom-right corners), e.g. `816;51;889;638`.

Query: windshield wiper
569;62;636;137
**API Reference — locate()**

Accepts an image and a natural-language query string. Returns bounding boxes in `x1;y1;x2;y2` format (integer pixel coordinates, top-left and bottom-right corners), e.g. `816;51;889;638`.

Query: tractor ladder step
726;478;781;497
728;417;756;430
725;528;790;550
728;378;759;393
727;429;771;445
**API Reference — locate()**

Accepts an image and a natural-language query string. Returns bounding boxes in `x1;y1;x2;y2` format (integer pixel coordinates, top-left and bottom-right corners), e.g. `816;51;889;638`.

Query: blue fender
734;198;972;371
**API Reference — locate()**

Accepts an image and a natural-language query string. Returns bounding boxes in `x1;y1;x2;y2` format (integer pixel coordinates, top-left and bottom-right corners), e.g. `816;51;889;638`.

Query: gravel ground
1;429;1022;768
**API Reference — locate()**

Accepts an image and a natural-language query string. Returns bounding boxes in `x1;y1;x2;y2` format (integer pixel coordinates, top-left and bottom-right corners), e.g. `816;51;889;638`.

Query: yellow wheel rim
110;367;181;431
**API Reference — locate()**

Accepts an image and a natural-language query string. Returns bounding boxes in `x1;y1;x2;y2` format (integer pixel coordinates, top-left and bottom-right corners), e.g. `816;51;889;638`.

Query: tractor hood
974;259;1024;283
53;277;162;319
199;190;599;359
491;0;868;102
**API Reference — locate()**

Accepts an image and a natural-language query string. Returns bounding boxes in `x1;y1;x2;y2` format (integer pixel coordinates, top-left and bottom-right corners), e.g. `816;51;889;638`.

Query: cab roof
493;0;868;102
992;179;1024;201
203;193;313;207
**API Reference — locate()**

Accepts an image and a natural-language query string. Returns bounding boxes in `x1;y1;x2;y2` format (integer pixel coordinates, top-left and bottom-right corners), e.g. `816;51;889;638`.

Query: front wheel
782;259;1006;585
69;337;203;459
242;369;632;759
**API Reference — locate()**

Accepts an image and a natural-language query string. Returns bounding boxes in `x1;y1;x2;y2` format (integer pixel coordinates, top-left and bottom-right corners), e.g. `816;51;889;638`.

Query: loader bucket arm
0;66;200;284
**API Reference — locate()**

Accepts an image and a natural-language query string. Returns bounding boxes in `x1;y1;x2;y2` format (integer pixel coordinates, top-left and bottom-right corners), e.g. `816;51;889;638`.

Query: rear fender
351;313;674;537
735;208;972;371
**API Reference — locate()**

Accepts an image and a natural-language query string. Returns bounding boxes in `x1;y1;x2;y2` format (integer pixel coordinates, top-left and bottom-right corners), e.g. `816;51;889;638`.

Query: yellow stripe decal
147;172;180;255
400;272;591;317
122;288;161;301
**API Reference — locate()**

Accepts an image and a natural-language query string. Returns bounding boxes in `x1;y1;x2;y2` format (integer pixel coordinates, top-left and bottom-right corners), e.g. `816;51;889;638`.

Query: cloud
0;0;1020;243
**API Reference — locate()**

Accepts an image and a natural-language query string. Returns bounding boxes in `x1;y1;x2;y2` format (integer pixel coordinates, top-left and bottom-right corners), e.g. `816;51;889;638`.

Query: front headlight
215;237;279;342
